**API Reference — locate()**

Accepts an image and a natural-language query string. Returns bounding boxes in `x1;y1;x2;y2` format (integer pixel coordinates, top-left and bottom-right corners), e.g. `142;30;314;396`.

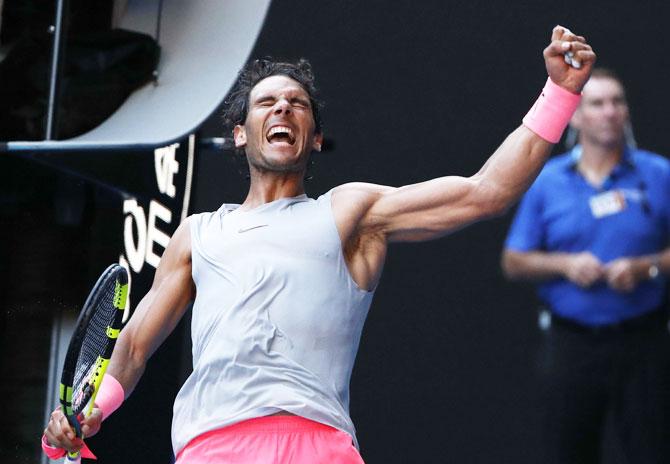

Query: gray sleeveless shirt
171;191;374;454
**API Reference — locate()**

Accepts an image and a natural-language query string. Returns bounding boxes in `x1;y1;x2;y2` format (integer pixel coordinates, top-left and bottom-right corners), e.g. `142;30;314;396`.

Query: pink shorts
175;416;365;464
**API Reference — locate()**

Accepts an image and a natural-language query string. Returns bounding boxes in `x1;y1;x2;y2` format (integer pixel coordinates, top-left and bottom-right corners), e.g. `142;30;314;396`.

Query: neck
577;139;624;187
241;169;306;210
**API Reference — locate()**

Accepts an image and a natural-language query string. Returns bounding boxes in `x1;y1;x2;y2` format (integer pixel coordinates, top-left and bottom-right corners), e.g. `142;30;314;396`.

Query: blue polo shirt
505;145;670;326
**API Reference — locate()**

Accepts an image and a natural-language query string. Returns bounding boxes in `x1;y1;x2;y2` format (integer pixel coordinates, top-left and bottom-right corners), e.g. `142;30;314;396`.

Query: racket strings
71;277;118;414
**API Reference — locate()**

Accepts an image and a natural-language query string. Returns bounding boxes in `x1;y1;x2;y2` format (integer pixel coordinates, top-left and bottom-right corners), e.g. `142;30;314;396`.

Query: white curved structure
5;0;271;151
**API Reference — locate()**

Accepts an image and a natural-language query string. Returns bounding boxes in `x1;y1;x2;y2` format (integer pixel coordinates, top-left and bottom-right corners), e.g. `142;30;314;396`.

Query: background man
44;26;594;463
502;68;670;463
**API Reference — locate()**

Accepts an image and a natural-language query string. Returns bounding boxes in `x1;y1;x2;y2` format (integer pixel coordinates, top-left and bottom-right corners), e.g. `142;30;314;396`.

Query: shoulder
331;182;395;213
167;217;193;259
330;182;398;224
148;217;194;278
328;183;396;239
629;149;670;191
174;216;193;237
187;204;239;231
631;148;670;172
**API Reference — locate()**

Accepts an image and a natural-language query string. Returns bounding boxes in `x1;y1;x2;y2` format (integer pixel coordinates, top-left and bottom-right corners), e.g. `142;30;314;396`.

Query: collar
565;145;636;175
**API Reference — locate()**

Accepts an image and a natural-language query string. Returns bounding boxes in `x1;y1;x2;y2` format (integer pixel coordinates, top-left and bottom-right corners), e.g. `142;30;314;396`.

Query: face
234;75;322;174
571;76;629;149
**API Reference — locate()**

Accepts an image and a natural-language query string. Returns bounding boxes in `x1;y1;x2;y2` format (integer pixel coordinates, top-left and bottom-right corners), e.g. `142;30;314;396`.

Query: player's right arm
44;217;195;449
106;217;195;395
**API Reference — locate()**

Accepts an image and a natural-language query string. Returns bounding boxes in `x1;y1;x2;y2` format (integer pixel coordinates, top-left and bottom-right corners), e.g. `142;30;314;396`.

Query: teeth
267;126;293;137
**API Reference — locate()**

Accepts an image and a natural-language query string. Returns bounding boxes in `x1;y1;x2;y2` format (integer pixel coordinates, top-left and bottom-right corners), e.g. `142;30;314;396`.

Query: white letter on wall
123;199;147;273
145;200;172;268
154;143;180;198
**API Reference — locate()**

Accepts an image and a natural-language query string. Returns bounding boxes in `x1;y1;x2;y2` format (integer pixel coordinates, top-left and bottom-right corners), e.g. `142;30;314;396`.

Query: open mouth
266;125;296;145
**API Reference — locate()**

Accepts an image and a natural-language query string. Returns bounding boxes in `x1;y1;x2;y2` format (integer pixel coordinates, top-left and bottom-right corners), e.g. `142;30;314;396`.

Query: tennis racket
59;264;129;463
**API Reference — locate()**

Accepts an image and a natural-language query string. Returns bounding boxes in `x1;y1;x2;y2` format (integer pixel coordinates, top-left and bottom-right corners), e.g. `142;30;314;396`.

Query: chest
540;175;665;254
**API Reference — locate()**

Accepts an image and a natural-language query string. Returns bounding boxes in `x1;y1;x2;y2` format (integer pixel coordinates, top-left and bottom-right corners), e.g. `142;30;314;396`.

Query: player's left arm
360;26;595;243
332;26;595;291
361;127;550;242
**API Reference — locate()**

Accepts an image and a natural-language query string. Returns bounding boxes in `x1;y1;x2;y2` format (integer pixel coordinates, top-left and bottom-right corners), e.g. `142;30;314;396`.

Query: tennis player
43;26;595;463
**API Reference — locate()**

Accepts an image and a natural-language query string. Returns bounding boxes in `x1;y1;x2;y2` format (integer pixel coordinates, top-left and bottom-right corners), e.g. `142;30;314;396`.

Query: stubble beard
247;150;310;176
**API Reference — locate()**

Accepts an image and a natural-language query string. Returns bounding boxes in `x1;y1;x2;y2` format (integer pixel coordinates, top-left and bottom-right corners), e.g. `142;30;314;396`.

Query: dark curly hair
222;57;323;135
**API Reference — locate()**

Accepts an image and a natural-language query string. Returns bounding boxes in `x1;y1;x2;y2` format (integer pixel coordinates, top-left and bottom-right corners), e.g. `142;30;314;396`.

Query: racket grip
65;452;81;463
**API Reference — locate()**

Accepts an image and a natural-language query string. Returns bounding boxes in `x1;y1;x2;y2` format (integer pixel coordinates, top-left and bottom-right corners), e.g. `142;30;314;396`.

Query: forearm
623;248;670;280
105;329;148;399
502;249;570;282
475;126;553;213
656;248;670;276
477;76;583;212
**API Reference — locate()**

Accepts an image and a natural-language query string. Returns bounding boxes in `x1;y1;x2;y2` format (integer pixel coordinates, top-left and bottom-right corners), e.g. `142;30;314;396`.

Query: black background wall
195;1;670;463
2;0;670;463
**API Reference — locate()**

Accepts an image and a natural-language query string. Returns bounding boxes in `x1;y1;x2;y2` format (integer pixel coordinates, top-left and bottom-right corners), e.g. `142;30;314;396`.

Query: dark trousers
536;311;670;464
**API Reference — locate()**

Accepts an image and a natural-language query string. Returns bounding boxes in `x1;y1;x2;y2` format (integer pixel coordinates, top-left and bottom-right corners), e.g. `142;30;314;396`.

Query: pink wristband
41;434;96;460
95;373;125;421
523;77;581;143
41;434;66;460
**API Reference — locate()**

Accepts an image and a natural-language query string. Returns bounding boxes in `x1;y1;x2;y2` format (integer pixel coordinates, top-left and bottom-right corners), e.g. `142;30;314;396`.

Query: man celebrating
44;26;594;463
502;68;670;463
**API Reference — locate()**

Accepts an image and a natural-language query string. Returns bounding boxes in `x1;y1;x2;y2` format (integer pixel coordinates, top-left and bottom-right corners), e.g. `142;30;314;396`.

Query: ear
312;132;324;152
233;125;247;148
